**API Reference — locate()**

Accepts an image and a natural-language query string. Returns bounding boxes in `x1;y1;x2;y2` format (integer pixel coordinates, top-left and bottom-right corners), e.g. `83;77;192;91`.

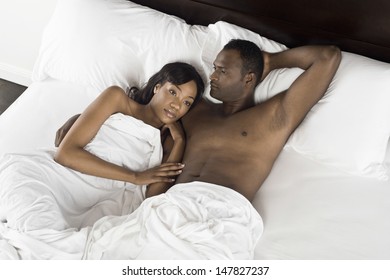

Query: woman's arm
55;86;183;186
55;114;80;147
145;121;186;197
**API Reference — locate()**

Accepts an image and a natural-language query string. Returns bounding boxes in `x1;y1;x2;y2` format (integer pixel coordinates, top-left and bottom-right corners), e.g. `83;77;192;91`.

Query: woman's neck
133;104;163;129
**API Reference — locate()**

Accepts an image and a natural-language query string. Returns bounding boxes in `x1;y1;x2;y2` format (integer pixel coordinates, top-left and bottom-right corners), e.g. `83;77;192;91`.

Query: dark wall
131;0;390;62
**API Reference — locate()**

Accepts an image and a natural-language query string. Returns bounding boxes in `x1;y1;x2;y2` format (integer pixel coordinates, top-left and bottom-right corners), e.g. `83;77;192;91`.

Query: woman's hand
161;121;185;143
145;121;187;197
134;162;185;185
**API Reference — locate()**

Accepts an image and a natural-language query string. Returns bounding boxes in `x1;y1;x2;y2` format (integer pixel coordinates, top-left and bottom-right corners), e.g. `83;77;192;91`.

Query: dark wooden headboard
131;0;390;63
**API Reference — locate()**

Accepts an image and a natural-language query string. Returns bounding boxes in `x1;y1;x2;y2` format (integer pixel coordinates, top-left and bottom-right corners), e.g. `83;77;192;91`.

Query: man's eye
169;90;176;96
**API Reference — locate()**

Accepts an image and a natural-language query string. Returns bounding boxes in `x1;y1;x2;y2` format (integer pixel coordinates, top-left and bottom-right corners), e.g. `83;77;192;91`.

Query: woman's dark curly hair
129;62;204;108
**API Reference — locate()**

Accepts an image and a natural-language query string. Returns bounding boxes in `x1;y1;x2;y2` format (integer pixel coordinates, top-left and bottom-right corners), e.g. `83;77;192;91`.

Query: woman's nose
170;100;180;110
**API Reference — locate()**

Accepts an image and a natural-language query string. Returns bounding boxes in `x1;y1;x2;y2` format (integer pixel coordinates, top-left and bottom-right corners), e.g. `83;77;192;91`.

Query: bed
0;0;389;259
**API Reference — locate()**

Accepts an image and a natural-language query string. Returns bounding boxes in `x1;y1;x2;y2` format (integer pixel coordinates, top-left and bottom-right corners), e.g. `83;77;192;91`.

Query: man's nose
209;71;218;81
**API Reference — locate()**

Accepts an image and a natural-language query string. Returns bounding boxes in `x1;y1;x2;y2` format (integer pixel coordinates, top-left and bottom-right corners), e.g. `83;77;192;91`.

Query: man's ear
245;72;256;86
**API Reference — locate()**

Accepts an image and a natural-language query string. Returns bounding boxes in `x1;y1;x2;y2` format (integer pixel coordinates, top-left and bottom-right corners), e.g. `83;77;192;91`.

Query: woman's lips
164;109;177;119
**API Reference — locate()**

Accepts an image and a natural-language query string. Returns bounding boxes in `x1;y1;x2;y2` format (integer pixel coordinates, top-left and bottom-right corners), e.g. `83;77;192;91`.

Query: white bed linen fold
83;181;263;260
1;80;389;259
253;147;390;259
0;112;162;259
0;223;89;259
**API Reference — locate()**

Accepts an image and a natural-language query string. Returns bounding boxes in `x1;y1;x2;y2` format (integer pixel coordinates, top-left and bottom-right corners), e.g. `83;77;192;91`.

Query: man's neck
222;97;255;115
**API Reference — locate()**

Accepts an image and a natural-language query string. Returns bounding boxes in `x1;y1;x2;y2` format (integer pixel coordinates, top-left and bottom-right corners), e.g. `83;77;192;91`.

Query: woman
0;62;204;235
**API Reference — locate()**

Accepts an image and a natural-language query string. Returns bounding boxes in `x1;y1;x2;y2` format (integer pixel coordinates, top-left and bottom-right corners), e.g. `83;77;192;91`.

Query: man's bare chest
185;113;266;152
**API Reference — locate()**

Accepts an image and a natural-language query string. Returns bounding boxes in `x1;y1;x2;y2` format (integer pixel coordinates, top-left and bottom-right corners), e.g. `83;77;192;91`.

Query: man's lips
210;83;219;92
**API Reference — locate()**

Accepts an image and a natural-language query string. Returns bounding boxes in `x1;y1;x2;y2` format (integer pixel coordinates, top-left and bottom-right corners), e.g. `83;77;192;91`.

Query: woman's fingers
154;163;184;176
157;162;185;170
134;163;185;185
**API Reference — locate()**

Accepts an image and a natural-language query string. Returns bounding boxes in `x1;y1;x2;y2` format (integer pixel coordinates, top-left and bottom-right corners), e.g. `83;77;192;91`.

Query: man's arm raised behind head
266;45;341;131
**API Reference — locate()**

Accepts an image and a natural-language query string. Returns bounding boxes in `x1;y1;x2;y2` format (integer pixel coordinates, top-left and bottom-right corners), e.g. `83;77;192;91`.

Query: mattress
1;0;390;262
254;146;390;259
1;79;389;259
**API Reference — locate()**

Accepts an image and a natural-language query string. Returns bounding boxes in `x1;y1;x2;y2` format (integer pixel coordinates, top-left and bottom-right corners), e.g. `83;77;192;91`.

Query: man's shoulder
239;96;281;117
199;98;219;108
182;100;220;130
188;99;219;115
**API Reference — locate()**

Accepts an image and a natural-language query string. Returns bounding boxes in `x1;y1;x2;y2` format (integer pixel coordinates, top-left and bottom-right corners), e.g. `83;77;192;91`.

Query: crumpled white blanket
83;181;263;260
0;113;162;259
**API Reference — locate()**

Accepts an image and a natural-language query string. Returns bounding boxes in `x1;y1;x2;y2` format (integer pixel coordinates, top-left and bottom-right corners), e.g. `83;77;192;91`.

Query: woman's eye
169;90;176;96
184;101;192;107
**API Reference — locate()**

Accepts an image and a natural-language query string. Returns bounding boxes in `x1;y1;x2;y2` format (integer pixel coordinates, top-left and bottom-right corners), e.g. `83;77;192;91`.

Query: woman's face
151;80;197;124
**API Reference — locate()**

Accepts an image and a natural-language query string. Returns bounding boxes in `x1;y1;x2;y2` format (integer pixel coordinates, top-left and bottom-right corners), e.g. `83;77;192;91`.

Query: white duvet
0;112;262;259
0;113;162;259
83;181;263;260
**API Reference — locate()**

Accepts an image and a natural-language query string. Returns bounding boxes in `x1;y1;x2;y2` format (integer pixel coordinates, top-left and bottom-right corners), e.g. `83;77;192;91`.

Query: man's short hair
223;39;264;85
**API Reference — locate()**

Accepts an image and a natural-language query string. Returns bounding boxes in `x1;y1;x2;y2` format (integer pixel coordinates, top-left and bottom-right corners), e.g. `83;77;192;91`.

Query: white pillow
201;21;288;103
32;0;208;92
202;21;390;179
287;52;390;179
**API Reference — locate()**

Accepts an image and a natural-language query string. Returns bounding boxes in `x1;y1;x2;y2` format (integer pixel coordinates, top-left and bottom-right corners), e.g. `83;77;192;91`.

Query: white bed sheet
254;147;390;259
0;79;389;259
0;79;100;158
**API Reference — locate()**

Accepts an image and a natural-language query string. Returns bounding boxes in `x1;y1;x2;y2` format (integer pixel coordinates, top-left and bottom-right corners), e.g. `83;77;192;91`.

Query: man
56;40;341;202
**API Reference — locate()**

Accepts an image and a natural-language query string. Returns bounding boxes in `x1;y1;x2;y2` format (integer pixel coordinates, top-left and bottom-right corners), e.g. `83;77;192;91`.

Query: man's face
209;49;246;102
